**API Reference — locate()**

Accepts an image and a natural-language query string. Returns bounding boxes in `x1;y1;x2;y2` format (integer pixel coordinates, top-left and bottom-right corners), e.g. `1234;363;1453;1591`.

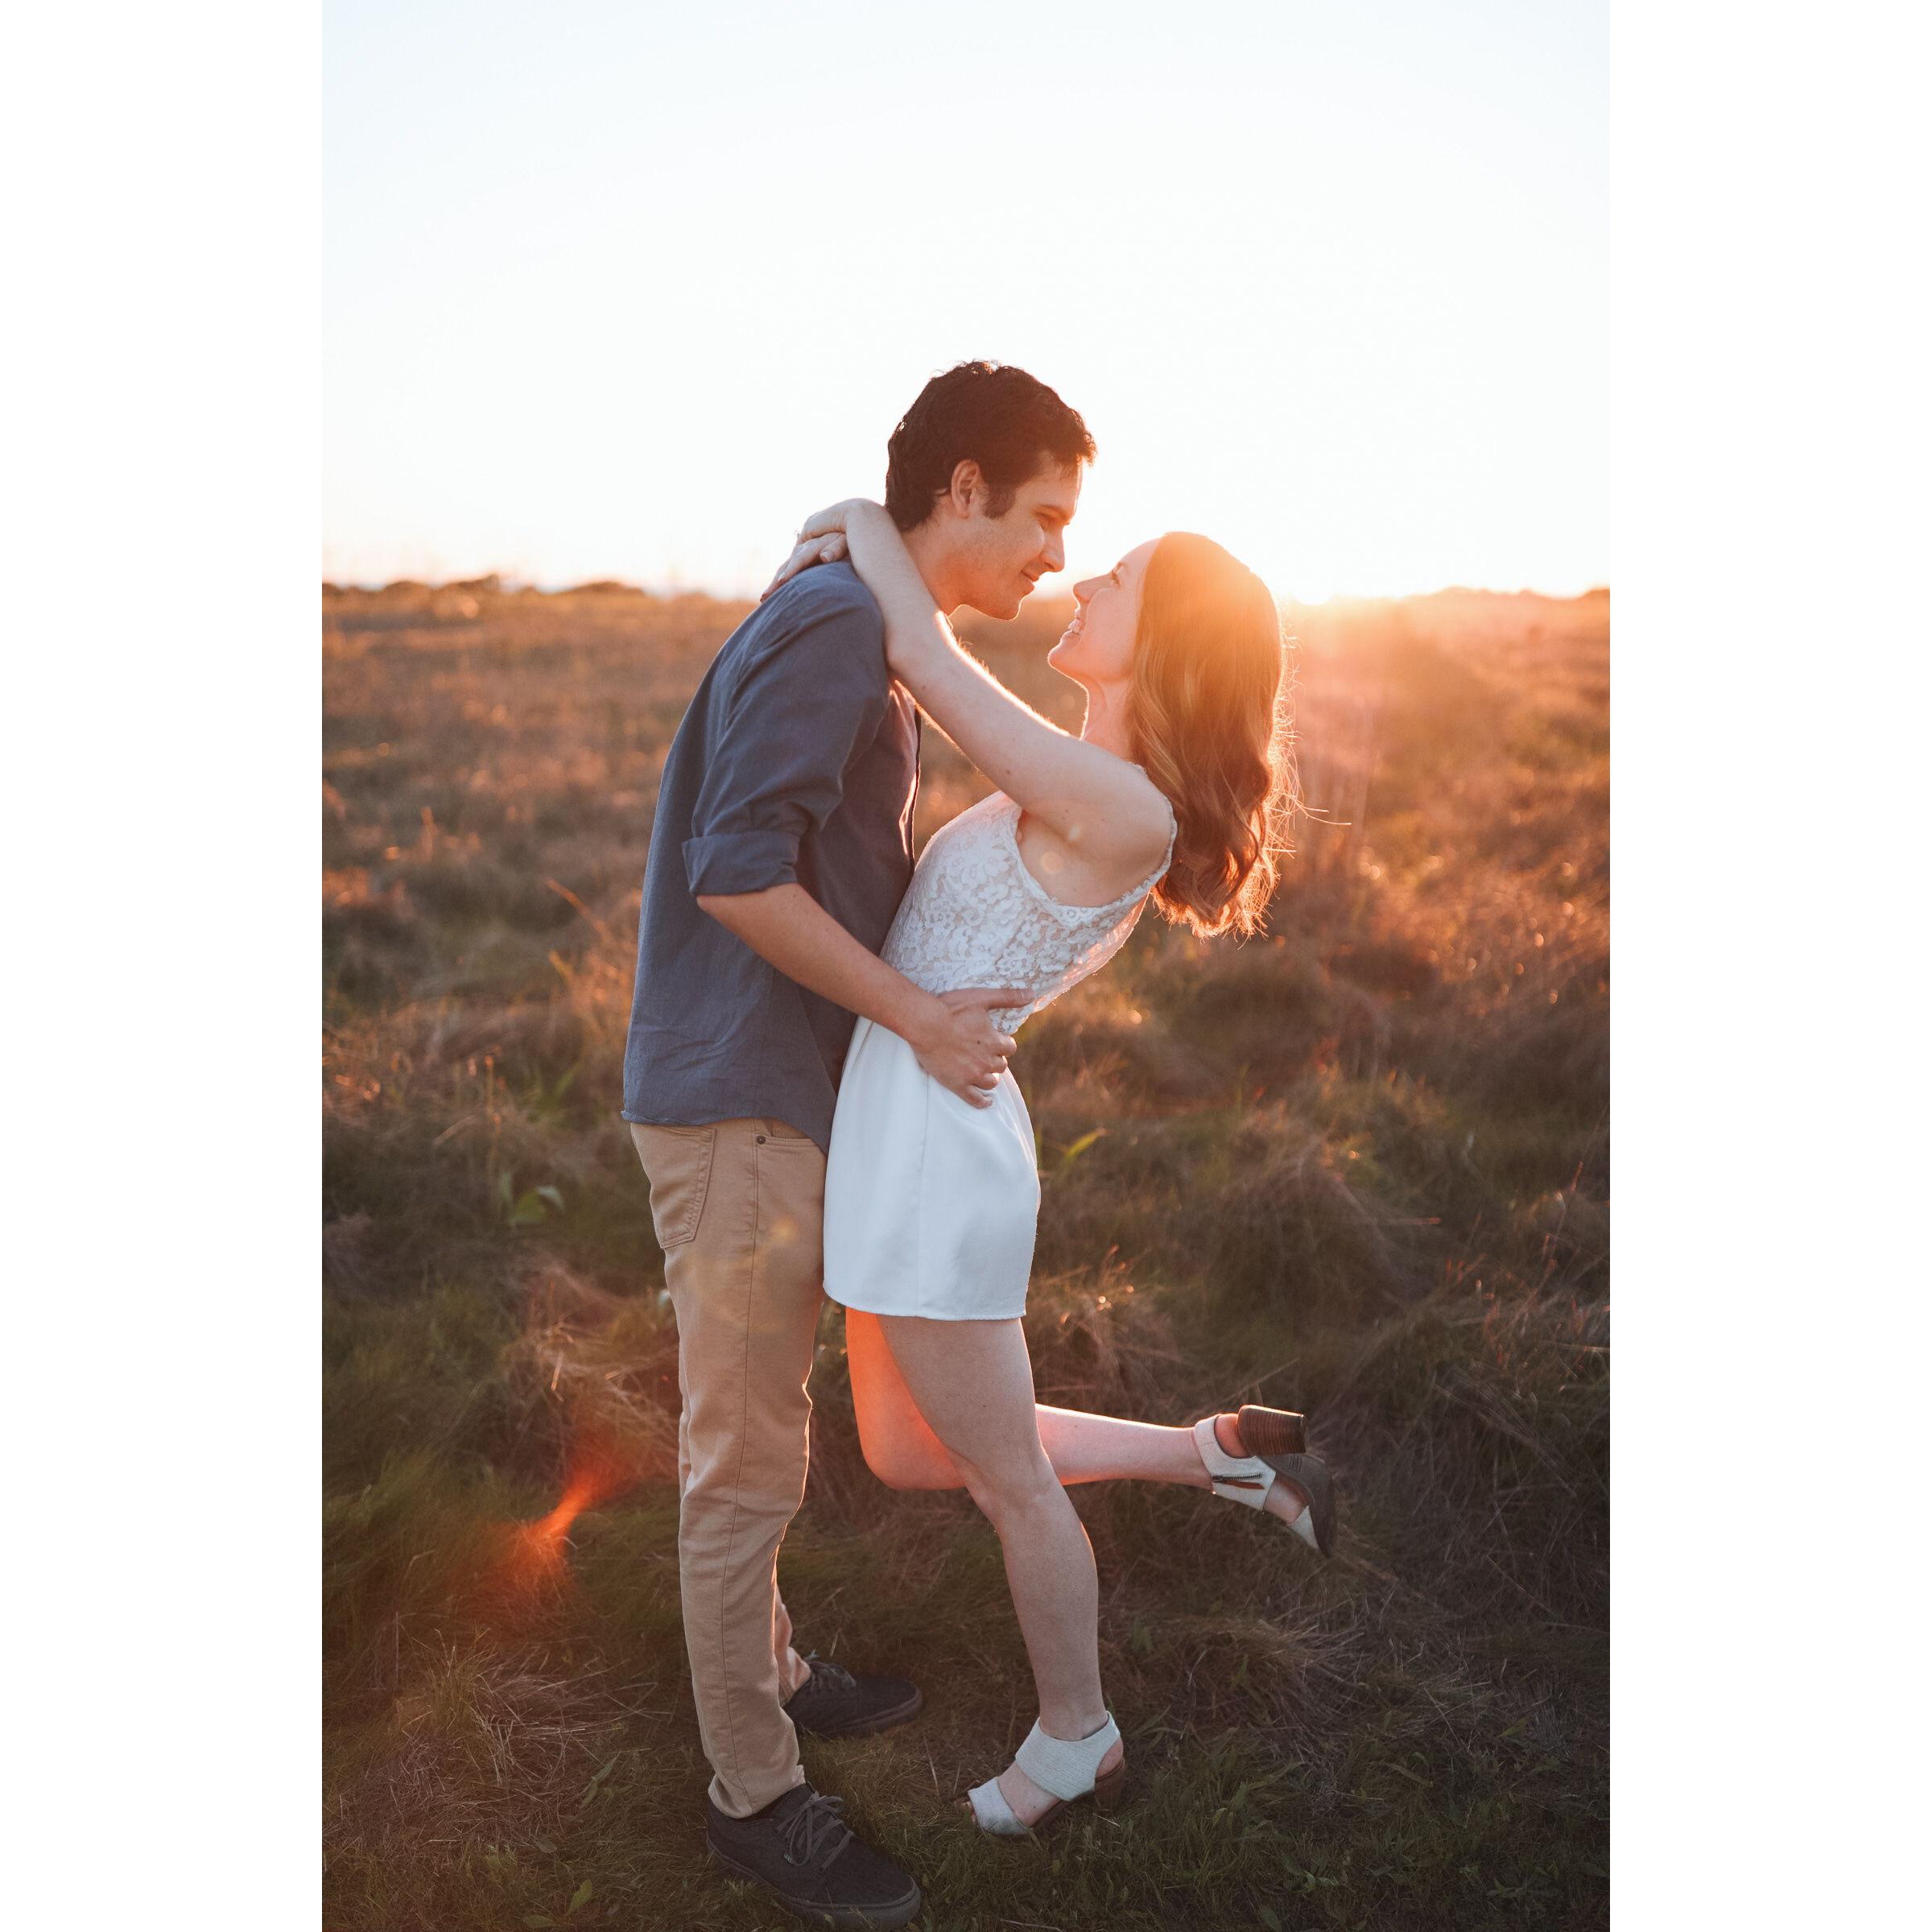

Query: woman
762;502;1333;1836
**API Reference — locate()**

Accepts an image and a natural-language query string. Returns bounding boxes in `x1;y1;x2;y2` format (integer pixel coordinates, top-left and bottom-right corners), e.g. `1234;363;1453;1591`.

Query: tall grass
324;577;1609;1930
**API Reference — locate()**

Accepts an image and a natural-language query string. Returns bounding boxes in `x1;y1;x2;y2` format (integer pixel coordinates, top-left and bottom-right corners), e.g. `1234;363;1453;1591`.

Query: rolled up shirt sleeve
683;589;890;898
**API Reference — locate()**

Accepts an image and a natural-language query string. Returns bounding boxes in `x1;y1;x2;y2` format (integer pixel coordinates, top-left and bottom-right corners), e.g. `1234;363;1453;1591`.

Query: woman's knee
957;1451;1062;1527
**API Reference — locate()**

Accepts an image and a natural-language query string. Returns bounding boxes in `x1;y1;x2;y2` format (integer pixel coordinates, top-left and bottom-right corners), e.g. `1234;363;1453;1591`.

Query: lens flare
493;1428;645;1607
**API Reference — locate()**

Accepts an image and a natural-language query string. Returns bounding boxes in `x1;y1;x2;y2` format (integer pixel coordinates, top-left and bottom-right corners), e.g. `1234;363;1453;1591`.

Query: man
621;360;1095;1927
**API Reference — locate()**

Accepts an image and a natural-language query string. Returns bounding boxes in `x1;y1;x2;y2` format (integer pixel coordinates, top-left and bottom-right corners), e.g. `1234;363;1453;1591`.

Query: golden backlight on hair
1128;534;1294;939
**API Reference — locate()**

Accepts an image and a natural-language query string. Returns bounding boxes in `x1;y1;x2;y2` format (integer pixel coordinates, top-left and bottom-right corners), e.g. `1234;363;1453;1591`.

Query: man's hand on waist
905;989;1027;1109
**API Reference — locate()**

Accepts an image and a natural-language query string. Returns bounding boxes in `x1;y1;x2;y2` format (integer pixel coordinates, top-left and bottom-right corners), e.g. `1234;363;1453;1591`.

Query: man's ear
944;459;985;518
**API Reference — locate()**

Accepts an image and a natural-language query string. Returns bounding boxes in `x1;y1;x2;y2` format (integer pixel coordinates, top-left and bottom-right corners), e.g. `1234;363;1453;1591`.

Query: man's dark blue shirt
621;563;919;1153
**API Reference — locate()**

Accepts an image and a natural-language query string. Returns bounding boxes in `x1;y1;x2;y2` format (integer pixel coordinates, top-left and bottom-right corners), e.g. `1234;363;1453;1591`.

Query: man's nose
1041;530;1066;574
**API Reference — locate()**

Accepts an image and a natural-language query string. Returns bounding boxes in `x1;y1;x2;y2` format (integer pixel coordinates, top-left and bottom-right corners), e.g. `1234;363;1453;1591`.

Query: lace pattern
881;789;1176;1032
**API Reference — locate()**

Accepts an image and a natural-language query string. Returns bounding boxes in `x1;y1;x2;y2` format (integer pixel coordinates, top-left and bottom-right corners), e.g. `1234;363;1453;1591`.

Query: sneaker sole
707;1843;923;1930
790;1685;925;1740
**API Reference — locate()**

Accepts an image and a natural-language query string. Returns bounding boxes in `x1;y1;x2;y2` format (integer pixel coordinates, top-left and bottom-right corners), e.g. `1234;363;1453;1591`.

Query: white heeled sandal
964;1713;1126;1835
1191;1416;1335;1556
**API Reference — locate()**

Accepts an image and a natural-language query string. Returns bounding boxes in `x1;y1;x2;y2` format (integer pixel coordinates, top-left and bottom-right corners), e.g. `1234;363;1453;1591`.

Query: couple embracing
621;361;1333;1927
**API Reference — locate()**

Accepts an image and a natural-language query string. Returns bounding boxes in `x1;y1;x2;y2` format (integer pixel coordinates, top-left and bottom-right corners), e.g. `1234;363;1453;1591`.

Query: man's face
951;460;1082;620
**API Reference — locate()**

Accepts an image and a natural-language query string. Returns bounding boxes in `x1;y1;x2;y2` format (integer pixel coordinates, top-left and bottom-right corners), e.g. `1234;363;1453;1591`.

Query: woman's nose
1072;575;1098;605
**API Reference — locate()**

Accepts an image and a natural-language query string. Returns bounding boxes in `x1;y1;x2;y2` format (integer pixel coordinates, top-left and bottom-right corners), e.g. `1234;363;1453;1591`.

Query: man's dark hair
884;361;1096;531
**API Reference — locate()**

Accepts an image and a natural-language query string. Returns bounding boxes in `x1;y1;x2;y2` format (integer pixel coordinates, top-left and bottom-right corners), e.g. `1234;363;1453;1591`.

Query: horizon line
321;572;1612;608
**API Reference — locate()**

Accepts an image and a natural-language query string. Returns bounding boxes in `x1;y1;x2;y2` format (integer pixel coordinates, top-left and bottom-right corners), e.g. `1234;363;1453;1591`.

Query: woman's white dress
823;787;1175;1321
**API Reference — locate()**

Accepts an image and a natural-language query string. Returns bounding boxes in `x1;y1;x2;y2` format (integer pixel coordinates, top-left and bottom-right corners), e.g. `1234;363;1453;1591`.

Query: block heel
1235;1404;1307;1457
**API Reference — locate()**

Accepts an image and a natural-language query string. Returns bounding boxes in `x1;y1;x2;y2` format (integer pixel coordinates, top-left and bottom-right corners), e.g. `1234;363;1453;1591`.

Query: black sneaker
706;1784;922;1930
783;1653;923;1740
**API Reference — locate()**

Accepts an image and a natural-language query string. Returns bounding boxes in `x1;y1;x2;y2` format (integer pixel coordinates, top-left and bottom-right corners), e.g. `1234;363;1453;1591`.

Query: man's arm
696;883;1023;1106
682;581;1026;1106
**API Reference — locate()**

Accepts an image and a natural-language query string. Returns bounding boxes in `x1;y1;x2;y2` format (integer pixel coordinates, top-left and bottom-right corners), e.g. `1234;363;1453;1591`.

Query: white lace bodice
881;788;1176;1033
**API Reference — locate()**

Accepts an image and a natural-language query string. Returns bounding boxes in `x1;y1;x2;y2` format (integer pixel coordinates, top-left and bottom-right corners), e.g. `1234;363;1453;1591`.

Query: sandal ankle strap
1013;1714;1121;1802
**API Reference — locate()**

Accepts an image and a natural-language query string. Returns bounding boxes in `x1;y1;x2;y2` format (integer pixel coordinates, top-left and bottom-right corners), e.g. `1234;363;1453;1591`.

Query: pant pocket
630;1123;717;1251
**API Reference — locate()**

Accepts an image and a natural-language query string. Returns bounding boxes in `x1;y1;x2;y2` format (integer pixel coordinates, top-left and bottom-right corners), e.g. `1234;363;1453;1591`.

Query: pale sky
324;1;1606;602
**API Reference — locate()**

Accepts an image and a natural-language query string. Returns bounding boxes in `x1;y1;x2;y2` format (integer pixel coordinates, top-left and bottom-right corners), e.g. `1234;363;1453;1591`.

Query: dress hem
824;1287;1028;1323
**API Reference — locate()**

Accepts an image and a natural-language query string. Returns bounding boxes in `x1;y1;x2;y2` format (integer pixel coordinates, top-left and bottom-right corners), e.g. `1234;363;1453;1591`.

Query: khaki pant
629;1116;824;1818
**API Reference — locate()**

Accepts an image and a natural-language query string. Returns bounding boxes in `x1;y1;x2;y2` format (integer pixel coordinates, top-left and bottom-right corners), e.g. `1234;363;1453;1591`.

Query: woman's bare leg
846;1308;1307;1525
871;1313;1125;1825
846;1308;963;1488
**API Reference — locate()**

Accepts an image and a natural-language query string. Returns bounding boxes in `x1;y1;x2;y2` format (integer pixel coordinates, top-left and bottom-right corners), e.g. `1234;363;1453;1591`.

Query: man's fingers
956;987;1033;1010
994;1033;1018;1056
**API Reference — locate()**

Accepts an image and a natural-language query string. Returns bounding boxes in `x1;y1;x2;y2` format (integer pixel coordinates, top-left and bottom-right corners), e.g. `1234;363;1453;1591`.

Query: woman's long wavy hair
1128;532;1295;939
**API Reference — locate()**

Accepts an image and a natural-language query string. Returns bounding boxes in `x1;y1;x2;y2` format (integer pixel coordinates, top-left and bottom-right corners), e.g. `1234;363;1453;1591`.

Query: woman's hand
759;530;847;601
762;497;952;683
758;499;885;602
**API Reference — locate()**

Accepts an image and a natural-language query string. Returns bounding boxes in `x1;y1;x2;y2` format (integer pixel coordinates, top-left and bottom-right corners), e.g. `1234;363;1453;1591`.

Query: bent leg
850;1303;1220;1492
848;1305;1307;1525
849;1309;1304;1526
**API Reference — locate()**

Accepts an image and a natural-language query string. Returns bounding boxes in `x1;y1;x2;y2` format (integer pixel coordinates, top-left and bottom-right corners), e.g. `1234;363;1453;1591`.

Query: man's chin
964;590;1026;622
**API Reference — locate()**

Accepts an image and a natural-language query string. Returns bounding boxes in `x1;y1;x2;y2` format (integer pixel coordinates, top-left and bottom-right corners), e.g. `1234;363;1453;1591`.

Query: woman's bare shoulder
1098;759;1178;873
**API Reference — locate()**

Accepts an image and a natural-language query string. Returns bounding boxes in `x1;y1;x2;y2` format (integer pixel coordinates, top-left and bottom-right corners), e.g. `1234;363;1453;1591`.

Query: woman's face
1048;539;1160;688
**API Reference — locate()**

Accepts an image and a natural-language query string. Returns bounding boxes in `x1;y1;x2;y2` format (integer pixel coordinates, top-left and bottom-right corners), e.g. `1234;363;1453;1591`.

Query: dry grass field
323;575;1609;1931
